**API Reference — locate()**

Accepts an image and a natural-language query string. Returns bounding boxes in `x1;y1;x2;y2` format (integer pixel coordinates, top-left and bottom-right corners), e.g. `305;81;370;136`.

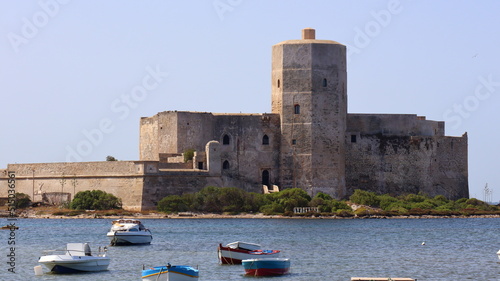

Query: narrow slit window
277;79;280;88
262;135;269;145
322;78;327;87
294;104;300;114
223;134;230;145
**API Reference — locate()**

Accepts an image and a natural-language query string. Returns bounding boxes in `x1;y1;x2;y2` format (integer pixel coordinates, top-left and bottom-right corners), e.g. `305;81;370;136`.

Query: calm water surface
2;217;500;280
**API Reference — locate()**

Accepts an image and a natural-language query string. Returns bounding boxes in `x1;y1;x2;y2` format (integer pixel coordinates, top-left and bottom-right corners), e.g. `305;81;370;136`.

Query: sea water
1;217;499;280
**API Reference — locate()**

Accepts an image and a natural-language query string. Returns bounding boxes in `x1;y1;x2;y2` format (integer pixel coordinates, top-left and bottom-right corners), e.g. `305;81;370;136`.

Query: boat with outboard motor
38;243;110;273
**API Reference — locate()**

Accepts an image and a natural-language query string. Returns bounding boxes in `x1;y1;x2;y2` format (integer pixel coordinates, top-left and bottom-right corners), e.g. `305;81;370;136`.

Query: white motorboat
107;219;153;245
38;243;110;273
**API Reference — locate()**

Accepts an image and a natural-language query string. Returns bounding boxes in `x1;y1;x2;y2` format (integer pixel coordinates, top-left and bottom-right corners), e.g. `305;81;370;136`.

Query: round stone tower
271;28;347;198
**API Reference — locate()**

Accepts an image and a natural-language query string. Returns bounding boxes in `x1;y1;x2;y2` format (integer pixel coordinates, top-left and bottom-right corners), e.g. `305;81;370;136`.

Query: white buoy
34;265;43;276
421;241;426;245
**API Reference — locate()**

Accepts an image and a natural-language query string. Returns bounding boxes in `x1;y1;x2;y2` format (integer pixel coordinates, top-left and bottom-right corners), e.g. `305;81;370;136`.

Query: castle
0;28;468;210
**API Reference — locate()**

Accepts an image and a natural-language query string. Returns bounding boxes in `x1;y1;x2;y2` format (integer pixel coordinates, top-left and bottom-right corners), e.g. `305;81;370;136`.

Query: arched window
222;134;230;145
222;160;230;170
262;135;269;145
322;78;327;87
262;170;270;186
294;104;300;114
277;79;280;88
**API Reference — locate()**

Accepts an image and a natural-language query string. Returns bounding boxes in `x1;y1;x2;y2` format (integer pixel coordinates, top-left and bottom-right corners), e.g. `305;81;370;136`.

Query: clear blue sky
1;1;499;201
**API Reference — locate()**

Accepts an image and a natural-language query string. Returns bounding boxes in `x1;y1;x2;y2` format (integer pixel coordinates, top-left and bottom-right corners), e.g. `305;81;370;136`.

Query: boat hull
38;255;110;273
242;258;290;276
142;265;199;281
107;232;152;245
218;244;280;265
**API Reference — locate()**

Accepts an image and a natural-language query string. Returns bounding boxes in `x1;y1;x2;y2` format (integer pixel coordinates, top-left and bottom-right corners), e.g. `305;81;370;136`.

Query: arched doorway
262;170;270;187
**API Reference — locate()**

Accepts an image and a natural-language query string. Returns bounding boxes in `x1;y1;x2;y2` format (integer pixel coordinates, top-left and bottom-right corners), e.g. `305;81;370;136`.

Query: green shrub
106;155;117;161
157;195;189;213
349;189;379;207
330;199;351;212
335;209;354;217
70;190;122;210
314;192;333;201
378;194;400;211
183;149;195;163
354;207;370;216
13;193;31;209
404;193;428;203
412;201;435;210
260;202;284;215
272;188;311;212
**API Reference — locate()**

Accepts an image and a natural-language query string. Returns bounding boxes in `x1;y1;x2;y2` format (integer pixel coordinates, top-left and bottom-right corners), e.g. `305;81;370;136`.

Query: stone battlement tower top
302;27;315;39
274;28;344;46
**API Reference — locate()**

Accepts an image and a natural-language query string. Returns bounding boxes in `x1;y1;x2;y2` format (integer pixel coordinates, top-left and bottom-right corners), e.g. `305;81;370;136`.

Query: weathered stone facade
0;28;468;210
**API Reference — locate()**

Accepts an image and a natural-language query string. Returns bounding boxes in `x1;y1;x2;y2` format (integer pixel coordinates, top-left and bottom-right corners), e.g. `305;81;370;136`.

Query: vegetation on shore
69;190;122;210
157;187;500;217
7;188;500;218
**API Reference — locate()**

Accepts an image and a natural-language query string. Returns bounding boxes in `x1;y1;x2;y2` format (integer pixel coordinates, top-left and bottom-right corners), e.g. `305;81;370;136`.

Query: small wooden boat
142;264;199;281
217;241;280;265
242;258;291;276
1;225;18;230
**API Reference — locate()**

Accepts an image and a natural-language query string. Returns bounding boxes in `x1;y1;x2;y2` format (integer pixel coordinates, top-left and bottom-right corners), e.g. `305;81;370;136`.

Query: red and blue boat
217;241;281;265
242;258;291;276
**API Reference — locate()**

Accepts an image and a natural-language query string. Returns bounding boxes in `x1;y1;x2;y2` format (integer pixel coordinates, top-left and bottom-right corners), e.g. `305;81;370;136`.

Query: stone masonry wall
213;113;281;189
0;161;148;211
347;114;444;137
345;133;468;200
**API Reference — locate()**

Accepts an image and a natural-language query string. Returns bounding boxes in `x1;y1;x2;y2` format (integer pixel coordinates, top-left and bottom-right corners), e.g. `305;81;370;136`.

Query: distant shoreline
7;209;500;220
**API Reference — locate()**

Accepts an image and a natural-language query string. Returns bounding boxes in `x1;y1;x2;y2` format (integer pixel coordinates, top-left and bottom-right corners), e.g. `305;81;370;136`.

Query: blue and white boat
242;258;290;276
142;264;199;281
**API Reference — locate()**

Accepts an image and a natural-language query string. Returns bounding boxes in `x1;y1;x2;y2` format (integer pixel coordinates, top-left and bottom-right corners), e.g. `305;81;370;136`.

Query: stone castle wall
0;161;150;211
139;111;282;189
347;114;445;137
345;133;468;200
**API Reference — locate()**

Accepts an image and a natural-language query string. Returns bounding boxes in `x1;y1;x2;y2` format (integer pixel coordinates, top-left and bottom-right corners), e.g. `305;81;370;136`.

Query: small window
262;135;269;145
294;104;300;114
223;134;230;145
277;79;280;88
222;160;230;170
351;135;357;143
197;162;203;169
292;139;297;145
322;78;327;87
